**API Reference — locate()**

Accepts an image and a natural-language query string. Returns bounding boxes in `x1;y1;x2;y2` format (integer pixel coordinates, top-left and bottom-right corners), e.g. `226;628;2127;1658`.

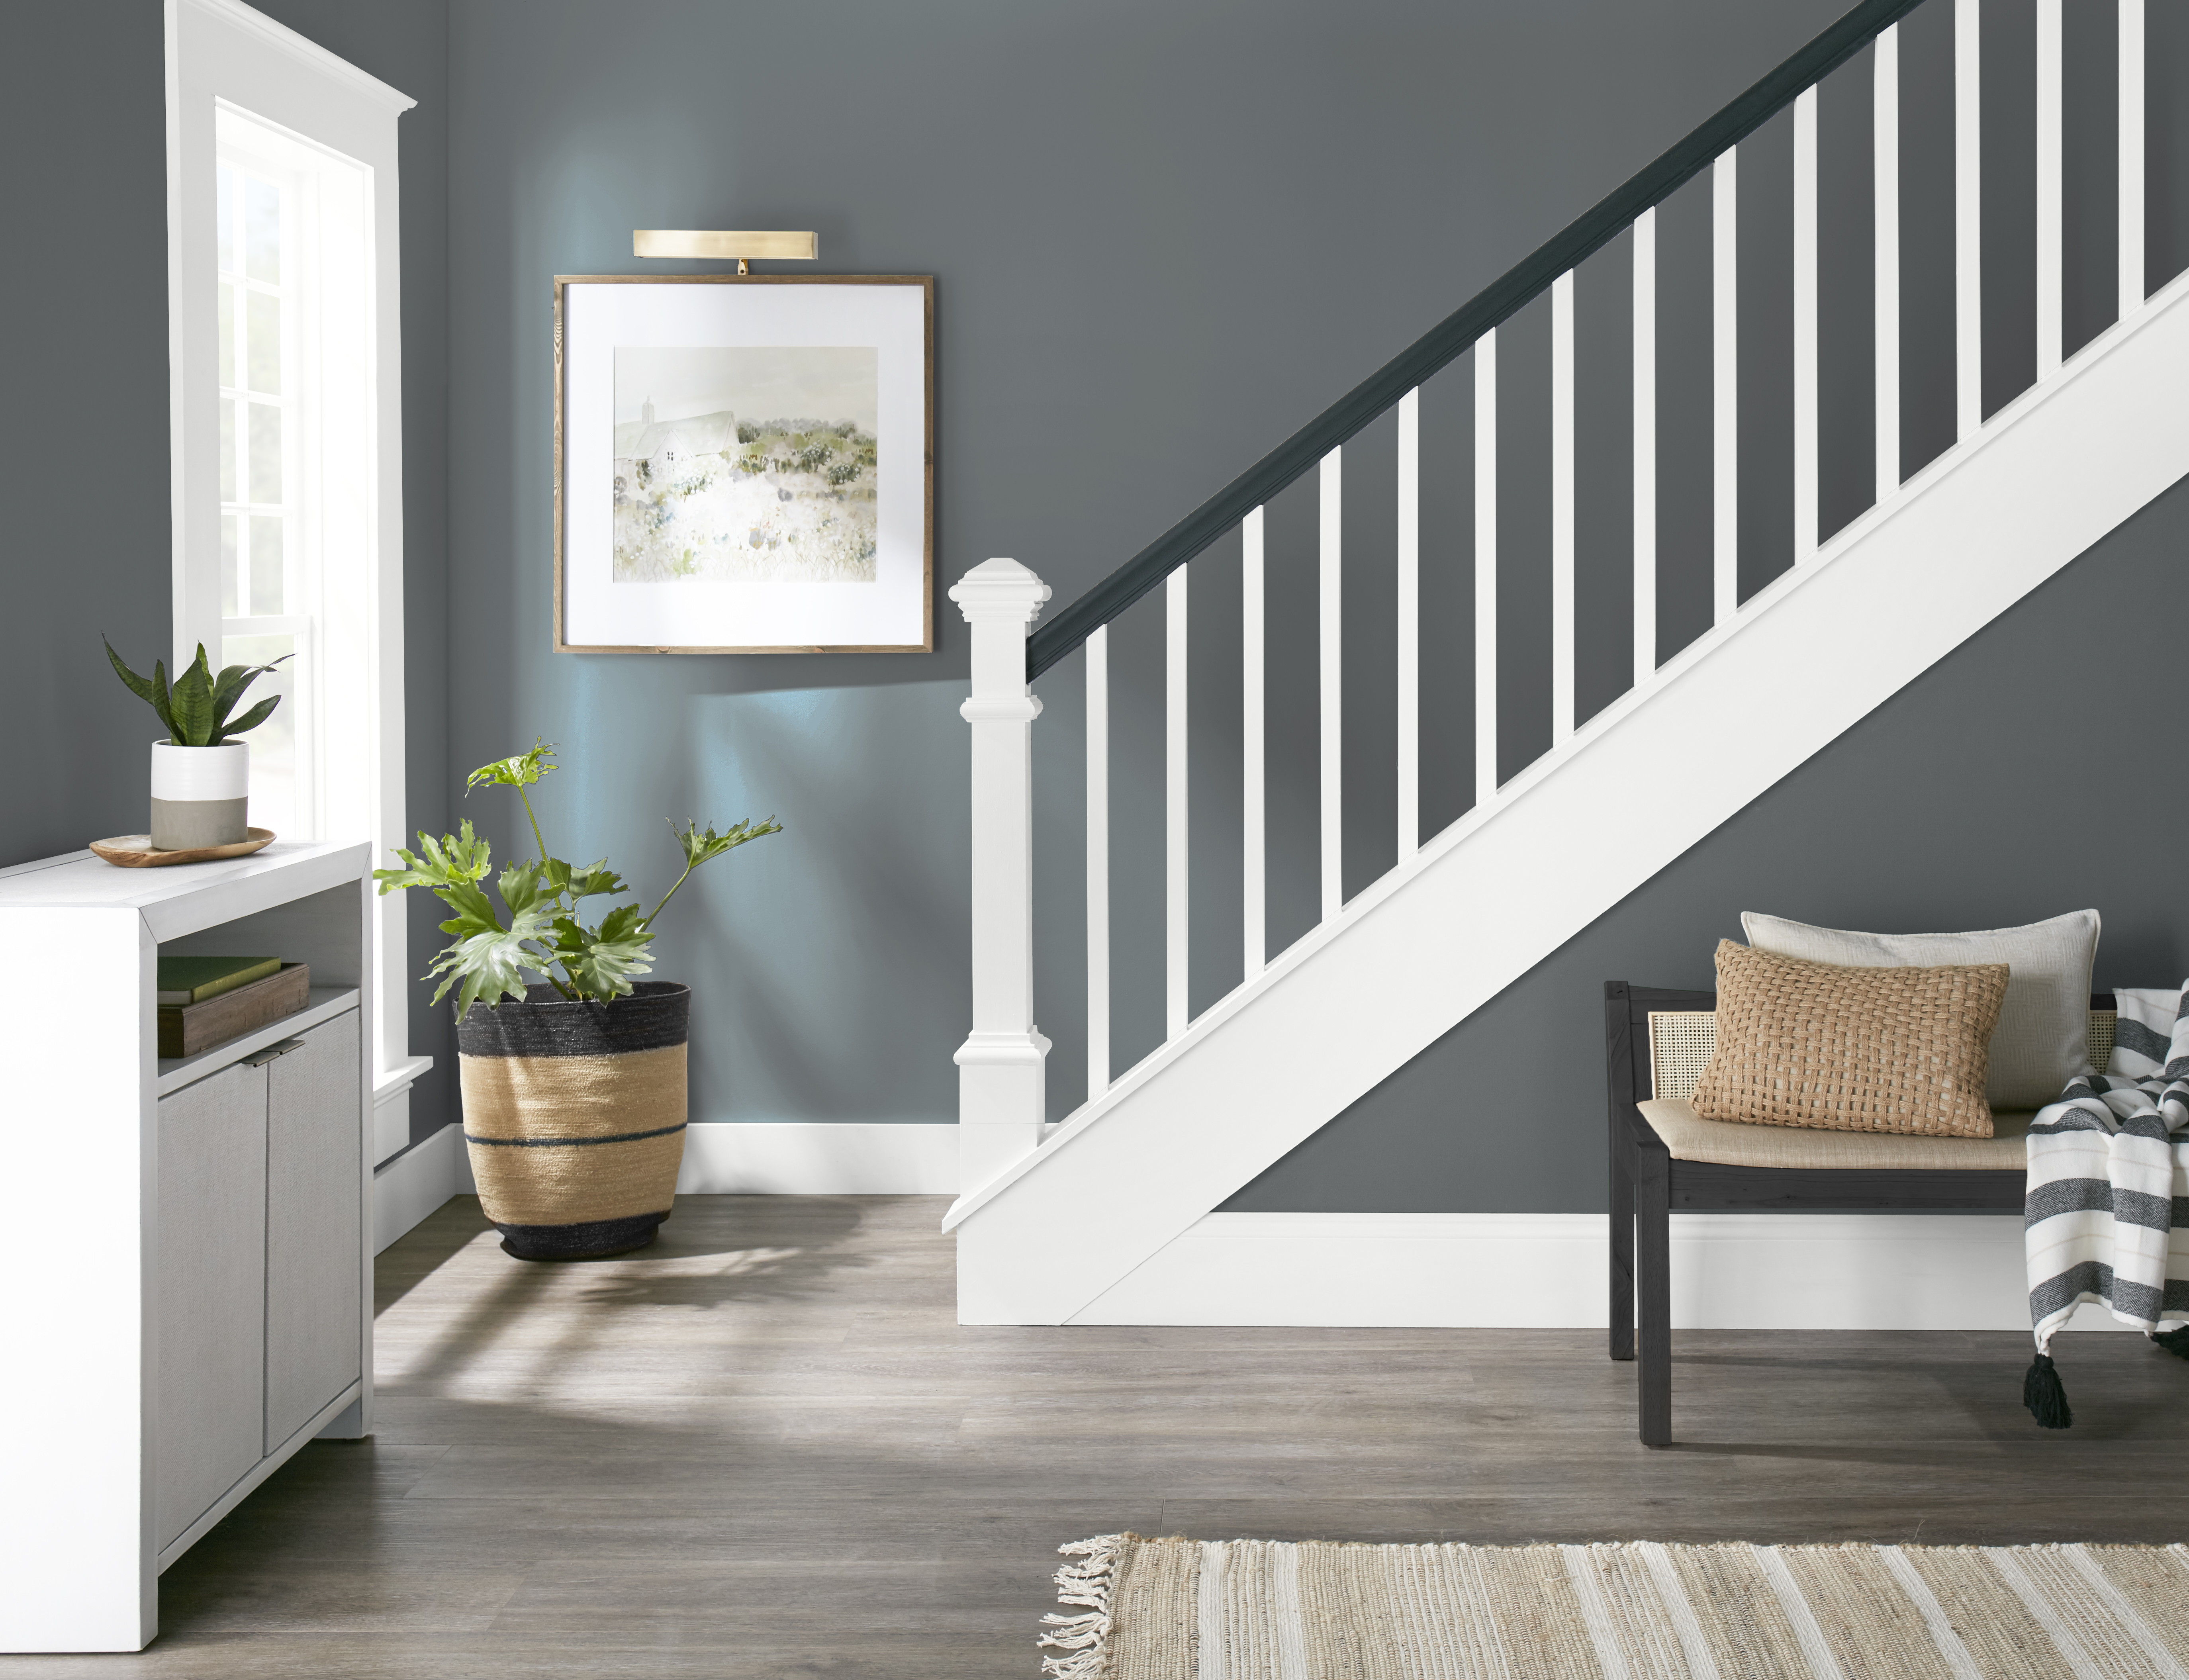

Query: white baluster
1475;333;1498;806
950;558;1052;1193
1714;149;1738;623
1552;272;1575;744
1633;212;1656;679
1794;89;1819;558
1320;448;1343;922
1166;566;1188;1041
2121;0;2145;320
2037;0;2063;376
1956;0;1982;440
1397;390;1420;857
1876;23;1901;501
1242;508;1266;976
1084;623;1108;1099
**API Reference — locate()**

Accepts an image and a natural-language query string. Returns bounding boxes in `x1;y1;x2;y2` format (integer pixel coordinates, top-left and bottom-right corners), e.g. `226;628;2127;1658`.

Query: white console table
0;842;375;1653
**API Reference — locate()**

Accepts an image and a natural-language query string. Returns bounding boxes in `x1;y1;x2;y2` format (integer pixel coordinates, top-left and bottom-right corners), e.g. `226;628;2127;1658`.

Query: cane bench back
1645;1009;2119;1104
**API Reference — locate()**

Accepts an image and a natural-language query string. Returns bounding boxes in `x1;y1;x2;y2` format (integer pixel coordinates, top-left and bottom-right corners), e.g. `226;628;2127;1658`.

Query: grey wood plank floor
12;1193;2189;1677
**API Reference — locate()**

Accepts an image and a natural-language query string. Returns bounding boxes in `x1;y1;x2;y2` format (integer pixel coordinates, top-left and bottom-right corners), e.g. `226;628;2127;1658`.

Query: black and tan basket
455;981;691;1260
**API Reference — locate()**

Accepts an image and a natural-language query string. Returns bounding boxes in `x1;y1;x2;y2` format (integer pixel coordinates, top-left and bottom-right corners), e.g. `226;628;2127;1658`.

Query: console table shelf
158;985;362;1095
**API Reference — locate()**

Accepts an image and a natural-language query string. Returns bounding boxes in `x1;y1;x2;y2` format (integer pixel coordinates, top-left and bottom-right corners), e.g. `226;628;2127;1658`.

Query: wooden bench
1603;981;2116;1446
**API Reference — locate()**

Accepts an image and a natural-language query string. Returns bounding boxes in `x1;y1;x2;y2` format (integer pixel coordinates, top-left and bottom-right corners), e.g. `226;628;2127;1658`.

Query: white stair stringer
944;268;2189;1326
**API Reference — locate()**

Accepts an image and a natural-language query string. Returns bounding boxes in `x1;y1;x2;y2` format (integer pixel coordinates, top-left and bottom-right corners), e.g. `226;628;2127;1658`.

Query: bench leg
1610;1123;1635;1361
1634;1142;1672;1448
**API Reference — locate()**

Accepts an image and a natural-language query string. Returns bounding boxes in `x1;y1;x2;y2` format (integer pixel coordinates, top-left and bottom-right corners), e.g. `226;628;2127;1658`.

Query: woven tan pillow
1690;941;2009;1137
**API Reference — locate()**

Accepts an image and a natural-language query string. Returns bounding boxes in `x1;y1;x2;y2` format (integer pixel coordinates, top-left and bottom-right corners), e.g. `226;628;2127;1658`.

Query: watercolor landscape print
611;345;878;583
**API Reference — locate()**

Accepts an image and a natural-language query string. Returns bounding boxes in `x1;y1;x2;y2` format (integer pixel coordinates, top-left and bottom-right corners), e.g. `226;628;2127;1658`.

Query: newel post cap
950;557;1051;622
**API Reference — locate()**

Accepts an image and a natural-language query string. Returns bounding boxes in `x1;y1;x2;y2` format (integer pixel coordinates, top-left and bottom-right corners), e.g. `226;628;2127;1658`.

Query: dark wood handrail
1025;0;1926;679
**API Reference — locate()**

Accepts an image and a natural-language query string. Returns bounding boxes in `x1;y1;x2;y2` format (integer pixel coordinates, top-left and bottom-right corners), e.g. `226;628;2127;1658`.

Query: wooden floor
13;1194;2189;1676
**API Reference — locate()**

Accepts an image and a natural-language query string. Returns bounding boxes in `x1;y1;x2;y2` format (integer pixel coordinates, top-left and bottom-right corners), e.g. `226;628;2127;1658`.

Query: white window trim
166;0;429;1134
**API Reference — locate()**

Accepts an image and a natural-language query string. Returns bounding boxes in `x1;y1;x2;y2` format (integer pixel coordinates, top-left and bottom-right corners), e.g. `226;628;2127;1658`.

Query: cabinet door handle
245;1037;308;1067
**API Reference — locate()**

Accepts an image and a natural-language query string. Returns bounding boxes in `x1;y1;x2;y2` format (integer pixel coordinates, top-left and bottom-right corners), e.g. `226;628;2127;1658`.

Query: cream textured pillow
1692;941;2008;1137
1740;909;2099;1108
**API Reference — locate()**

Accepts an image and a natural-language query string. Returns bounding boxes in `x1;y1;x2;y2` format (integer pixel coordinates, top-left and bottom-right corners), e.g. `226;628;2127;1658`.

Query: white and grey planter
149;740;251;850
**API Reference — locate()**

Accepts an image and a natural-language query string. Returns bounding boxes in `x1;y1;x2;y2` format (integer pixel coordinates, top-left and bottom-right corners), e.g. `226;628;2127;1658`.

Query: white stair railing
955;0;2155;1196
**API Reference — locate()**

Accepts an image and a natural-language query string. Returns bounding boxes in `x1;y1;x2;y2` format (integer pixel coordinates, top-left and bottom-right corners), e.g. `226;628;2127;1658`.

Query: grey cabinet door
264;1011;363;1451
156;1060;269;1551
267;1007;365;1454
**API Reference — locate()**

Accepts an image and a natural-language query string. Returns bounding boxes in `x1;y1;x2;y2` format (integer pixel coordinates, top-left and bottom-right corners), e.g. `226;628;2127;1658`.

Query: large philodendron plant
373;742;781;1018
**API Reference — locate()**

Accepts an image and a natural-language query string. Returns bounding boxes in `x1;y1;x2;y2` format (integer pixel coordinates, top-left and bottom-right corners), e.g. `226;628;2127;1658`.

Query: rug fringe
1038;1533;1130;1679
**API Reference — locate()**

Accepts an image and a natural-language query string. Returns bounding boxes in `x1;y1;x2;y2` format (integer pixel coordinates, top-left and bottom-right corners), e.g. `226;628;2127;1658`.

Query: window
206;107;373;848
169;0;424;1158
215;139;305;838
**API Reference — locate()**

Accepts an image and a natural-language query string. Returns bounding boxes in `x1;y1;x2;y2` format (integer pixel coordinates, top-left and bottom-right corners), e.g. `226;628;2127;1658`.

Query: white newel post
950;558;1053;1196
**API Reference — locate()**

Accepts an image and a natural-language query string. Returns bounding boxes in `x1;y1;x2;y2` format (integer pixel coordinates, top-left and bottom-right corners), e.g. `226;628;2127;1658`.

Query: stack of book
157;956;311;1058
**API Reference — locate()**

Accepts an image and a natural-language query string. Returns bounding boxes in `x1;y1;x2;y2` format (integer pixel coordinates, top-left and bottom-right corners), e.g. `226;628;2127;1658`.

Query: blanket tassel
2024;1353;2072;1429
2150;1326;2189;1360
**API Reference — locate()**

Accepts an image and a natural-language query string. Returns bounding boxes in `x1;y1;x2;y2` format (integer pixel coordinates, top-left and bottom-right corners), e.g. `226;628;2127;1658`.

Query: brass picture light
631;230;818;274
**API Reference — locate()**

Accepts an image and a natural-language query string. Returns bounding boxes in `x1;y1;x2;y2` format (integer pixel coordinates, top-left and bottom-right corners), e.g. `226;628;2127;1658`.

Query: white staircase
942;0;2189;1325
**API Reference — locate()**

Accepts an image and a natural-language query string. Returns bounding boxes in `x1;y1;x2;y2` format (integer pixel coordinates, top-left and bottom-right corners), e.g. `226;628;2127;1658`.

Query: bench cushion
1637;1097;2033;1170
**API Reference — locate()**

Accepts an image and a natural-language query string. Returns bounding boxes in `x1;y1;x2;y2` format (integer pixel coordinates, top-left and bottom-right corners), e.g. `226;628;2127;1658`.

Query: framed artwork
554;274;934;653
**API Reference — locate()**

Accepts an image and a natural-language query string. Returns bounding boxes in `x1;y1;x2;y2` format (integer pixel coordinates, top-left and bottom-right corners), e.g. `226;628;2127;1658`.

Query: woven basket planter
454;981;691;1260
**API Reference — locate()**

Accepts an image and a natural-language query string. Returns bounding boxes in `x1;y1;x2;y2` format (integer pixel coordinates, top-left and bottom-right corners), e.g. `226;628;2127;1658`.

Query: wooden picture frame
553;274;934;653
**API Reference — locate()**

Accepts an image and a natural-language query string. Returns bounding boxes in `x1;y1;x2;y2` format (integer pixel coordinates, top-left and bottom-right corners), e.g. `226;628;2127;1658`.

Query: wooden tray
159;962;311;1059
92;828;275;868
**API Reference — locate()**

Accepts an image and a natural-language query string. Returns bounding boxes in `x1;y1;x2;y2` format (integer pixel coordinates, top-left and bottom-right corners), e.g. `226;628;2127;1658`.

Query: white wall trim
170;0;416;112
372;1122;957;1254
373;1054;433;1108
677;1123;958;1194
1072;1212;2138;1333
372;1122;464;1253
371;1054;433;1167
370;1084;411;1169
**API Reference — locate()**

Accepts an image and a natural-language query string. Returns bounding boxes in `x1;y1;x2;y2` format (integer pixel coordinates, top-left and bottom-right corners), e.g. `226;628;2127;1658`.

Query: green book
156;956;282;1008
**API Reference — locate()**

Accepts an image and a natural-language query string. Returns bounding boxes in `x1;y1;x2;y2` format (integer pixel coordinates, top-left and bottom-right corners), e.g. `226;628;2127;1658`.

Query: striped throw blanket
2025;983;2189;1427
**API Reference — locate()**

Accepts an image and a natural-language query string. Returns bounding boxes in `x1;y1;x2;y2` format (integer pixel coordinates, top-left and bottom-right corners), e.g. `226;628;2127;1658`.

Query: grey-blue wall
9;1;2187;1203
2;1;178;862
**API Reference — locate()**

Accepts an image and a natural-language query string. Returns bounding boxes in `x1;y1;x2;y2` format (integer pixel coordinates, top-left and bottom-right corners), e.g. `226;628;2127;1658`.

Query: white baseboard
372;1122;467;1253
373;1159;2130;1334
675;1122;957;1193
370;1121;956;1255
1070;1212;2138;1333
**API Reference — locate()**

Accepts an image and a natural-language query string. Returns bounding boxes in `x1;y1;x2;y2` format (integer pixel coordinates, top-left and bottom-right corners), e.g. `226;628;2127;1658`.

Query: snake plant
105;638;289;746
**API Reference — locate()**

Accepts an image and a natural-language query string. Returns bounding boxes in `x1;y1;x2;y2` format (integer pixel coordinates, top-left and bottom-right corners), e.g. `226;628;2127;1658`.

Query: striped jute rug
1038;1534;2189;1678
